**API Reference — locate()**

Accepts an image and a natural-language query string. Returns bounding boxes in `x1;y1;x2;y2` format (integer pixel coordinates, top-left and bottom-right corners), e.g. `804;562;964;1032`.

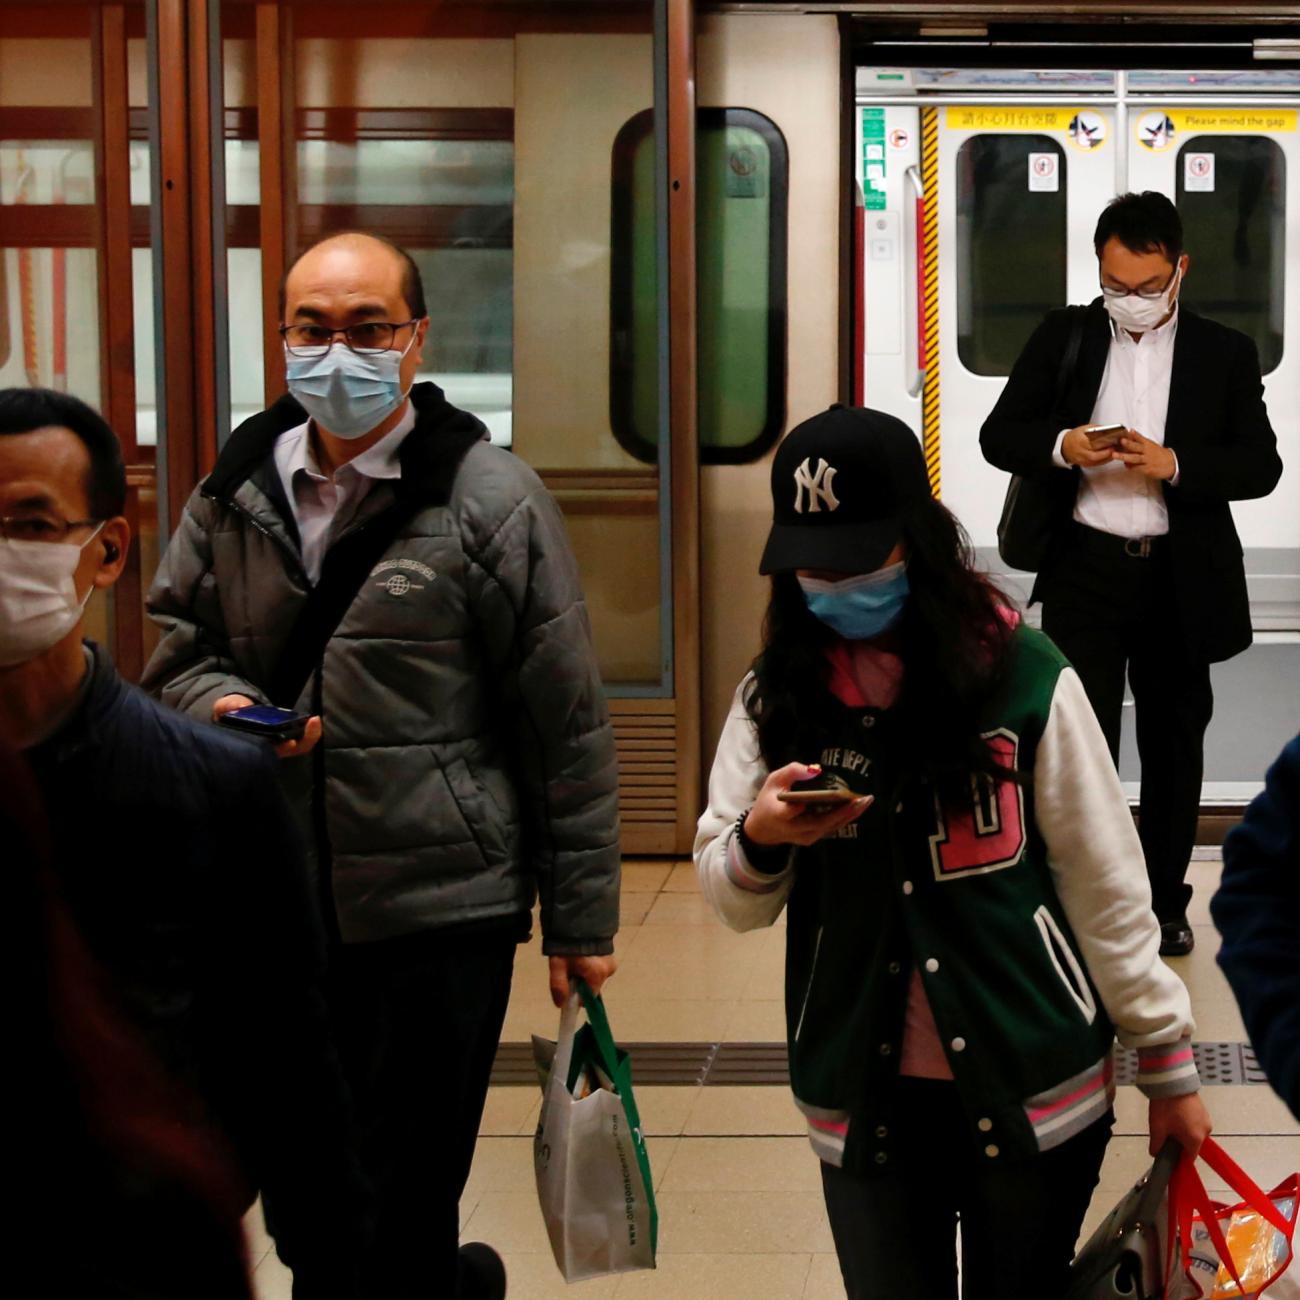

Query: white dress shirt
273;402;415;583
1051;307;1181;540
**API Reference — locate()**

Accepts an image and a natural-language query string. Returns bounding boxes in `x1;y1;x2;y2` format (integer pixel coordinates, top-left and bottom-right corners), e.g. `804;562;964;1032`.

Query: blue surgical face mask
284;333;416;440
798;561;910;641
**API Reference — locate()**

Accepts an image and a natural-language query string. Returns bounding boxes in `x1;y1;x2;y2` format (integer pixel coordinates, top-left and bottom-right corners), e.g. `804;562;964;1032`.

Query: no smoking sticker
1028;152;1059;192
888;127;910;150
1184;151;1215;192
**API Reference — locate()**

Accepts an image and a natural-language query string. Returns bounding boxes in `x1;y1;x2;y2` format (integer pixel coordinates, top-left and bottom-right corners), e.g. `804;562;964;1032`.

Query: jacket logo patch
793;457;840;514
373;558;435;597
928;729;1026;881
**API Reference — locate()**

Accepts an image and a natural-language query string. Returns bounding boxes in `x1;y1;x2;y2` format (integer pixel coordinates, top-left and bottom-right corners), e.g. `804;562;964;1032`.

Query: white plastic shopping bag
532;980;657;1281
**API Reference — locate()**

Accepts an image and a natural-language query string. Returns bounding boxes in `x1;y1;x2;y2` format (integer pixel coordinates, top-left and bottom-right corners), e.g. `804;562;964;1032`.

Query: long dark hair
745;495;1024;797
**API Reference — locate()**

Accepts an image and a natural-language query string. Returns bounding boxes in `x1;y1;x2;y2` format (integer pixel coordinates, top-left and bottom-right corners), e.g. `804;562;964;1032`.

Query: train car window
1176;135;1285;375
955;134;1067;376
610;107;787;464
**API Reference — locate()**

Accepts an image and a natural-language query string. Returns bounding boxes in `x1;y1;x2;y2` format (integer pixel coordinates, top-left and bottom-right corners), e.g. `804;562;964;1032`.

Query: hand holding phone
1085;422;1127;450
776;788;861;806
217;704;310;742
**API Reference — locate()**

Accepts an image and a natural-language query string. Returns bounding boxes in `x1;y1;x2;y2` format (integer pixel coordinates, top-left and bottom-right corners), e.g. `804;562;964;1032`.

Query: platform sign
862;108;887;209
1184;151;1216;192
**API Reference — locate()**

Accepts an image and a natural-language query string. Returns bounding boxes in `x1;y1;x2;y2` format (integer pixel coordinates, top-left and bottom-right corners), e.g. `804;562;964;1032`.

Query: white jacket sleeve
693;677;796;933
1035;667;1200;1097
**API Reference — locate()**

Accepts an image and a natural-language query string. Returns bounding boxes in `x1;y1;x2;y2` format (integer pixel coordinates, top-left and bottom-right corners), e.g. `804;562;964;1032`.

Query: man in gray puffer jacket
143;232;620;1300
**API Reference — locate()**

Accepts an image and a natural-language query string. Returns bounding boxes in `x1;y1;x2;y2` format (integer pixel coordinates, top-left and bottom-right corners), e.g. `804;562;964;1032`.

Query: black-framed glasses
1100;266;1179;302
279;319;419;357
0;513;101;544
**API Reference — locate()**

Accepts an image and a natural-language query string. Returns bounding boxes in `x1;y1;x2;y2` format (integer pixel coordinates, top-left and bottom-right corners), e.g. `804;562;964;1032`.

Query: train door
856;69;1300;799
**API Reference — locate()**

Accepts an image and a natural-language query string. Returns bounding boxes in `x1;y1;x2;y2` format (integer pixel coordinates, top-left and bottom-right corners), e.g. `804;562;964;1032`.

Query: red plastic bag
1165;1140;1298;1299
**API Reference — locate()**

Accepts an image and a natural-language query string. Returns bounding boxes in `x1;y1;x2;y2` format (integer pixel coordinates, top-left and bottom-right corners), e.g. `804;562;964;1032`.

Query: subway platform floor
249;851;1300;1299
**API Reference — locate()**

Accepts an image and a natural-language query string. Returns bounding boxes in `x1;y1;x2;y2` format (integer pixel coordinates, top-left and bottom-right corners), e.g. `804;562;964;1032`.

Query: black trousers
1040;524;1214;921
821;1079;1113;1300
327;924;519;1300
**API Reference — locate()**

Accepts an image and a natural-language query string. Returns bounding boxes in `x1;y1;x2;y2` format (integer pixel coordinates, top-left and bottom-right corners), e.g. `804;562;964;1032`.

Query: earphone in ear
104;541;119;563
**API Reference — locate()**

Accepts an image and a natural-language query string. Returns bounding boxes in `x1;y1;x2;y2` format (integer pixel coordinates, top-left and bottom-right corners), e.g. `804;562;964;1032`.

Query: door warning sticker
1139;107;1297;150
1028;152;1060;192
1184;152;1215;192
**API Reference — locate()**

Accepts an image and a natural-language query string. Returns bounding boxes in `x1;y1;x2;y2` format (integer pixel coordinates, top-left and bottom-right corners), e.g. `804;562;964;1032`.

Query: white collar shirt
1072;307;1179;539
272;401;415;584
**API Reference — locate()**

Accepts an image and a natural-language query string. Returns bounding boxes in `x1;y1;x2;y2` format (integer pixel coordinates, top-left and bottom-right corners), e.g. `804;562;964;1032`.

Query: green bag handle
575;978;629;1083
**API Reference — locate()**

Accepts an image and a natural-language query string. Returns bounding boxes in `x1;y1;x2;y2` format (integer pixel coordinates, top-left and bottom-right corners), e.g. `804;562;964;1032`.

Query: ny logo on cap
793;457;840;514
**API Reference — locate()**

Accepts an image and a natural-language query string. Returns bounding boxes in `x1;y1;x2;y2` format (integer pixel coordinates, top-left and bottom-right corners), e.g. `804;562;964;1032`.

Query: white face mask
1104;265;1182;334
0;524;103;668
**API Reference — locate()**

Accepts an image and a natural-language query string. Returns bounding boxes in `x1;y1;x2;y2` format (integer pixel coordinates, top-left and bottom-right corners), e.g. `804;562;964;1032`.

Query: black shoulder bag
995;306;1086;573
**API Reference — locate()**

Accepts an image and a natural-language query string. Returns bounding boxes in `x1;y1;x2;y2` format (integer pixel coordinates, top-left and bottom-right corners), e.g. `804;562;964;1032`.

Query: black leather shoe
458;1242;507;1300
1159;917;1195;957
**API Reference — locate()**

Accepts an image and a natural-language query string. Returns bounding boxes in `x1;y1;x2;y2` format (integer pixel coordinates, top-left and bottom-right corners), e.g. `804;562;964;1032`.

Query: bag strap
1198;1137;1293;1236
267;422;479;708
1166;1145;1252;1297
575;978;626;1084
1054;305;1087;413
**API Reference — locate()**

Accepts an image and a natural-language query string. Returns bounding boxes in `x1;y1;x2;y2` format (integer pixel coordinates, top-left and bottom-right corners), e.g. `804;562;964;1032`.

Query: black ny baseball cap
759;405;929;575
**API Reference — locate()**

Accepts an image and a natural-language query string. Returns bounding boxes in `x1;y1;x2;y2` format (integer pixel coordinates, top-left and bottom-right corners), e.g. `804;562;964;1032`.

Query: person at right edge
981;191;1282;957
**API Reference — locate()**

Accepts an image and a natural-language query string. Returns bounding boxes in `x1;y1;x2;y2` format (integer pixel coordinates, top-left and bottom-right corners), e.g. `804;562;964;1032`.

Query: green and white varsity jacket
694;627;1199;1175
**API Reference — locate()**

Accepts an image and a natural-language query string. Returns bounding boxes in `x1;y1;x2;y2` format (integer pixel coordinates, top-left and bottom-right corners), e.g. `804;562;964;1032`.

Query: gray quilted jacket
142;383;620;953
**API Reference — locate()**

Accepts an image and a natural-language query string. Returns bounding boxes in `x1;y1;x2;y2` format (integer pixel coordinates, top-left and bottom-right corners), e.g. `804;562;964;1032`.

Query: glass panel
611;107;786;463
956;133;1067;376
296;136;513;446
1176;134;1285;375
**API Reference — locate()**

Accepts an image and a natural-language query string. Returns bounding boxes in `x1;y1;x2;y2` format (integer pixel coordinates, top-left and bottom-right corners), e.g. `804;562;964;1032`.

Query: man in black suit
981;191;1282;956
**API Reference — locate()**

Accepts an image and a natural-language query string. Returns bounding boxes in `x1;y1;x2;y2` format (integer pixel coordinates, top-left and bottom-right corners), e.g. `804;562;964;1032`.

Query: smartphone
777;788;862;806
217;704;309;742
1086;422;1127;449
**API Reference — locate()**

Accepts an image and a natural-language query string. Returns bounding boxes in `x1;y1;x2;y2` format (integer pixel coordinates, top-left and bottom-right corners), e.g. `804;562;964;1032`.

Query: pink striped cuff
1136;1037;1200;1098
725;832;792;894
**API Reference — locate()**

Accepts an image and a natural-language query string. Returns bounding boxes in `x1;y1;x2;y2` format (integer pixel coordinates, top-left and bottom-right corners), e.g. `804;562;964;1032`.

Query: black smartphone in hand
217;705;309;742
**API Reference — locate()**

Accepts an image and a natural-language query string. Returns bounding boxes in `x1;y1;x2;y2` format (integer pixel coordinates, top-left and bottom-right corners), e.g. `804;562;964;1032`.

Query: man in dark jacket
143;232;622;1299
1212;734;1300;1122
0;386;366;1297
981;192;1282;957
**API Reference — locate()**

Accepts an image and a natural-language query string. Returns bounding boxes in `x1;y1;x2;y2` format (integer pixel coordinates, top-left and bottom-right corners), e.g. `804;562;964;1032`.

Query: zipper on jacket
212;491;311;585
794;926;824;1044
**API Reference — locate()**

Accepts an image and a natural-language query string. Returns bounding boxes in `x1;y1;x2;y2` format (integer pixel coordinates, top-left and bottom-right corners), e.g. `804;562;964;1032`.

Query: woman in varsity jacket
694;405;1211;1300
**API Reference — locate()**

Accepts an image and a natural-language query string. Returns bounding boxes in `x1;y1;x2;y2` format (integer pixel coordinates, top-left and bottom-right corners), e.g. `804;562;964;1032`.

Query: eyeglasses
279;319;419;357
0;513;100;544
1099;268;1178;302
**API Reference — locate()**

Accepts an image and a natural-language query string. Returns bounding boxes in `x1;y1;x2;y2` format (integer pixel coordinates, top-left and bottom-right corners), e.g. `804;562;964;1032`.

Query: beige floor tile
686;1086;806;1137
620;893;659;927
243;1203;272;1268
605;999;740;1042
642;892;723;926
481;1086;543;1136
1112;1085;1300;1138
497;1255;619;1299
725;999;789;1041
659;1137;823;1193
654;1190;835;1254
803;1252;846;1298
251;1250;293;1300
1186;861;1222;928
615;1252;814;1298
463;1190;554;1255
663;862;700;893
612;928;760;1002
621;862;674;892
740;931;788;1001
635;1085;702;1137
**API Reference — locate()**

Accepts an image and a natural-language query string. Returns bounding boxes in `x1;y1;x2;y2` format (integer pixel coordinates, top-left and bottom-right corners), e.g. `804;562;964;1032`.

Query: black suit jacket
980;298;1283;662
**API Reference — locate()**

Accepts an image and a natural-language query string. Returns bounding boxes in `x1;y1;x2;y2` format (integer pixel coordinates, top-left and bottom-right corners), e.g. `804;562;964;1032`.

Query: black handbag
1063;1139;1180;1300
995;306;1086;573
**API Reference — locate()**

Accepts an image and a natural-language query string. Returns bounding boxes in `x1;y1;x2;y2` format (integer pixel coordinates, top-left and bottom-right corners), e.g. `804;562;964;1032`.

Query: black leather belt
1070;522;1170;560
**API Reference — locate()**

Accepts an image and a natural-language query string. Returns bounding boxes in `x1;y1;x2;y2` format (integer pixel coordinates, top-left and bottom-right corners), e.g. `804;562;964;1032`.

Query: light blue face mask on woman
284;333;415;439
798;561;910;640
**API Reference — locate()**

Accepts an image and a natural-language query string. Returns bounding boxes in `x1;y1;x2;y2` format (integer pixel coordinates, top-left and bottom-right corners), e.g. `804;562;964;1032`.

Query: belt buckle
1124;537;1152;559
